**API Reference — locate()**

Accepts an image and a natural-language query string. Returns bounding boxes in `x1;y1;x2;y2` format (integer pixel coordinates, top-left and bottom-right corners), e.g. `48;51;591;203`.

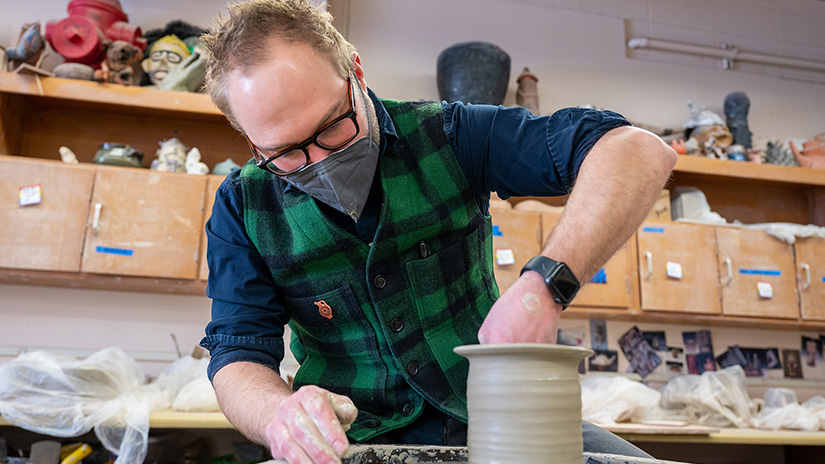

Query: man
199;1;677;463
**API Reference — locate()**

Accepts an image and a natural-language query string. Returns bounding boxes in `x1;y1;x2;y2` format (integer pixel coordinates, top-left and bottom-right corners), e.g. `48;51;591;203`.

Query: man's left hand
477;270;562;344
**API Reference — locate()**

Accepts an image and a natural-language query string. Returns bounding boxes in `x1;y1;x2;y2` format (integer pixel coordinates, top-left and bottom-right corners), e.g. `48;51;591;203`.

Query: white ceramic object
455;343;593;464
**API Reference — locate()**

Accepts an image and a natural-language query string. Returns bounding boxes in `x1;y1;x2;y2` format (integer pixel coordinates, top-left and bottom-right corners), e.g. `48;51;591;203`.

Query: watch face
551;265;580;302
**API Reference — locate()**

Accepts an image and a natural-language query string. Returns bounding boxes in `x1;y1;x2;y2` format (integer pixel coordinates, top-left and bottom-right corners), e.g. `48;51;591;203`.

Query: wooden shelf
0;72;222;118
673;155;825;188
0;411;232;430
613;426;825;446
0;268;208;296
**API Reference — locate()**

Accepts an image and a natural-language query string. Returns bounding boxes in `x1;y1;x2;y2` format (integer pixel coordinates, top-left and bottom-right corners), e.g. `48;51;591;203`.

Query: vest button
406;361;419;376
402;403;415;416
363;419;381;428
374;275;387;289
419;240;431;258
390;317;404;333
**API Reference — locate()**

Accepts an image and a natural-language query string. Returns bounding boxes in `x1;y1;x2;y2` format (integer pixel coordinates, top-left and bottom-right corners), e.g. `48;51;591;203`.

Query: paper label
666;261;683;279
757;281;773;299
19;184;42;206
495;248;515;266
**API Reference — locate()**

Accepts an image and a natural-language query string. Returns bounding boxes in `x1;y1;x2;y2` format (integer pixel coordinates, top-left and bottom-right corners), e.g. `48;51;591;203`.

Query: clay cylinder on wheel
455;343;593;464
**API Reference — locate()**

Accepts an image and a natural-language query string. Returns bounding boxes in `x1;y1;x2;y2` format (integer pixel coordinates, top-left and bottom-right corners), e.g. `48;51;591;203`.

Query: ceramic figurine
683;102;732;158
516;67;539;115
765;140;801;167
93;40;143;85
185;147;209;175
151;138;187;172
58;146;78;164
213;157;241;175
724;91;752;149
5;23;45;67
93;143;144;168
141;35;189;86
789;135;825;170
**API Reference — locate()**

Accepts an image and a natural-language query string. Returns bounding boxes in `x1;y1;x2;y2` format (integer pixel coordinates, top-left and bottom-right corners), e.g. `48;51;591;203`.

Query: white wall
2;0;824;391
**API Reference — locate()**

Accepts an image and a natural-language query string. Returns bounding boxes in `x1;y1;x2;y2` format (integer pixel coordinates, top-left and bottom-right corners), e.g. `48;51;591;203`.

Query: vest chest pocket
282;285;378;357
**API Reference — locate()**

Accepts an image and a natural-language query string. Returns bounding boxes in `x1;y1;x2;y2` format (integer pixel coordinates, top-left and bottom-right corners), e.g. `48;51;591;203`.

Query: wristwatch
520;255;581;309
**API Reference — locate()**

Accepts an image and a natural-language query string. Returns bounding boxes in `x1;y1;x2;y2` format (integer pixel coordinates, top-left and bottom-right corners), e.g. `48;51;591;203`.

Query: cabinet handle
92;203;102;236
801;263;811;290
723;257;733;286
644;252;652;279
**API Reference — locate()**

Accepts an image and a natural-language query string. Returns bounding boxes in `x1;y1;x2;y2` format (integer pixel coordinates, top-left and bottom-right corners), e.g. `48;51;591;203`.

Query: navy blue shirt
201;91;629;381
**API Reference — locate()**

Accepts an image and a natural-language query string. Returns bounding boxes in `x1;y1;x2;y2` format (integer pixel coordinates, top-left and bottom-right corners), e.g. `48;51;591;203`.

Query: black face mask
284;83;379;222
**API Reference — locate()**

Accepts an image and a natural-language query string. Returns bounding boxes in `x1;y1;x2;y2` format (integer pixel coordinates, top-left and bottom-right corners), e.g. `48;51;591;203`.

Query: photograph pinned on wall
765;348;781;370
783;349;803;379
716;346;748;369
682;332;699;355
666;361;683;376
590;319;608;350
643;331;667;351
740;348;769;378
802;336;822;368
557;327;587;374
686;352;716;375
618;326;661;378
589;349;618;372
666;346;684;363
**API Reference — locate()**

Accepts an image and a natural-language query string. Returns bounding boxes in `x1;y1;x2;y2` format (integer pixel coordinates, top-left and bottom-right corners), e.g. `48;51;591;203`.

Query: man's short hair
201;0;356;131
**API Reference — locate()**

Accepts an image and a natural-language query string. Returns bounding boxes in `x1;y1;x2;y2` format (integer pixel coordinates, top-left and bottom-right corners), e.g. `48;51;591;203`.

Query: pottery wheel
262;445;696;464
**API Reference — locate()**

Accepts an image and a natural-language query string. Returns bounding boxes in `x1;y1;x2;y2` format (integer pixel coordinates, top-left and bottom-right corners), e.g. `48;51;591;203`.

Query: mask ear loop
351;70;375;144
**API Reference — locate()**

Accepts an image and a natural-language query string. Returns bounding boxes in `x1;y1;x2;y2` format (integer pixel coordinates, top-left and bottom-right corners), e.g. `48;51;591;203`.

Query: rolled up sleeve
443;102;630;200
200;171;290;382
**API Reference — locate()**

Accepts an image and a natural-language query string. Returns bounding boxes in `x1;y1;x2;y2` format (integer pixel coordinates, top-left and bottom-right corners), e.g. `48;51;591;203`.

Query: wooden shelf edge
0;268;207;296
0;72;222;117
674;155;825;187
617;426;825;446
562;307;825;331
0;411;233;430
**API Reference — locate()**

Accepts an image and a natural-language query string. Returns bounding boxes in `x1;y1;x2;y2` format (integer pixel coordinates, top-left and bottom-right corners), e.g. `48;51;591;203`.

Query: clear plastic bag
659;365;753;427
0;348;164;464
751;389;820;431
154;356;219;412
581;376;663;424
802;396;825;431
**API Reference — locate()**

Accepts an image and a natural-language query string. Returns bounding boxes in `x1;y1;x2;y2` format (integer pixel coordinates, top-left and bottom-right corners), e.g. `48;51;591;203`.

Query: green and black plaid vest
239;99;498;441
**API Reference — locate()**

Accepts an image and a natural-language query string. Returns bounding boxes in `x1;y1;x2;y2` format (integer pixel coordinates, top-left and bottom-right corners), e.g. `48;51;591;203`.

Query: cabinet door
795;236;825;320
637;222;722;314
490;209;542;292
81;167;207;279
716;228;798;319
199;175;224;281
540;211;634;309
0;157;95;271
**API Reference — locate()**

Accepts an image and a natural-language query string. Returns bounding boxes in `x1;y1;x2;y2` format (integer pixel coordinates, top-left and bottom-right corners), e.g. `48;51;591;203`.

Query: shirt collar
283;86;396;193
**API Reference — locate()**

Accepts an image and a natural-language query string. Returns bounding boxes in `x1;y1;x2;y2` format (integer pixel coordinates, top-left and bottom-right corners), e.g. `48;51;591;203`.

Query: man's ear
351;52;366;90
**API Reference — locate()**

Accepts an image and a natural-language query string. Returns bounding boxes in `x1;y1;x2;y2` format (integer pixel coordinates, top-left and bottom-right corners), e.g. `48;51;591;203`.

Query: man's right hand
265;385;359;464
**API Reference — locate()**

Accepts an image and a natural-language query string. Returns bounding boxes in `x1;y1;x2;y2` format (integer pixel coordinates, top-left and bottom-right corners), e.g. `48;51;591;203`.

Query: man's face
227;39;371;169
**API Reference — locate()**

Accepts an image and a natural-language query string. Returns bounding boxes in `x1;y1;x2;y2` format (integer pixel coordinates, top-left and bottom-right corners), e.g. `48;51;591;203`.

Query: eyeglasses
246;76;360;176
150;49;183;64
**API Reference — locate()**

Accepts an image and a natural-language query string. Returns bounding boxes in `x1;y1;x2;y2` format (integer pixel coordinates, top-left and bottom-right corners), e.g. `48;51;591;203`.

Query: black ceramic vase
437;41;511;105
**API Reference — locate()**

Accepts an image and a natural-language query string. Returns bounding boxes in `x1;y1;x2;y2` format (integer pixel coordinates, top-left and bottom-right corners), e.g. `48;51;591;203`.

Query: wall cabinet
0;156;95;272
80;166;207;280
716;227;798;319
199;176;224;281
637;221;722;315
489;208;542;291
795;236;825;321
541;210;636;310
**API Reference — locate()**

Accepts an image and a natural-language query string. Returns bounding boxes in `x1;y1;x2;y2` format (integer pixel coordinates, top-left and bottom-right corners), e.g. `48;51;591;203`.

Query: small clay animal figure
94;40;144;85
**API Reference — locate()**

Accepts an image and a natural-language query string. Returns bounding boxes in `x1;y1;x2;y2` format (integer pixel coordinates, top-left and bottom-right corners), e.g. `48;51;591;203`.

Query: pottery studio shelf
4;411;825;446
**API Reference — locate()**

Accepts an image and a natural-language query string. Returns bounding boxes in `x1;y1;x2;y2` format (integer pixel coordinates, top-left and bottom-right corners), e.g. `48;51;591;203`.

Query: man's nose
306;144;333;165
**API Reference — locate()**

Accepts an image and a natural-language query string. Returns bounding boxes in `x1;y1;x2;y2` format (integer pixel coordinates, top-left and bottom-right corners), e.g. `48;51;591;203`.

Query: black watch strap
520;255;581;309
